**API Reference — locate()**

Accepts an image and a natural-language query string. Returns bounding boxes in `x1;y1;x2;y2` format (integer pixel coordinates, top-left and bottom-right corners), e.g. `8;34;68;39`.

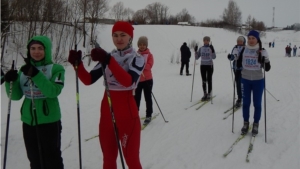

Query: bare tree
123;8;135;21
145;2;169;24
132;9;150;24
222;0;242;29
86;0;109;41
176;8;191;22
109;2;124;21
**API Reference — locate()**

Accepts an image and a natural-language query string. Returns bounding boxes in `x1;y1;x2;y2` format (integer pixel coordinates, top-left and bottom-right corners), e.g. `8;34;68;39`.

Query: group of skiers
2;21;155;169
180;30;271;136
2;20;271;168
268;41;275;48
285;45;298;57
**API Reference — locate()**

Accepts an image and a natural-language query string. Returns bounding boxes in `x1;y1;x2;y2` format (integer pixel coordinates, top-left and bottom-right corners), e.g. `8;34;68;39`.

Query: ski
246;136;256;162
140;113;159;120
224;106;234;114
85;135;98;142
223;106;241;120
195;95;216;110
185;99;203;110
141;113;159;130
223;125;252;157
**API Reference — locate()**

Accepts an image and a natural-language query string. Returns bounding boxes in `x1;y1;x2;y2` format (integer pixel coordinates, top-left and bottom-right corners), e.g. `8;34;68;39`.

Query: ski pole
94;43;125;169
151;92;169;123
266;89;279;101
2;60;15;169
141;73;169;123
229;60;234;86
74;44;83;169
190;58;196;102
29;79;44;169
264;62;267;143
210;42;213;104
232;59;237;133
101;64;126;169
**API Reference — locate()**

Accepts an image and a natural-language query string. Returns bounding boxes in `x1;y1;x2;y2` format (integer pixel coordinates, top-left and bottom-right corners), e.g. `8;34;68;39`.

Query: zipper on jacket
43;100;50;116
30;101;34;126
20;101;25;115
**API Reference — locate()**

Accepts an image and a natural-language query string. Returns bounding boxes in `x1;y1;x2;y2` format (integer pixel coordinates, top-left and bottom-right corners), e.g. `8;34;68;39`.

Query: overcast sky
108;0;300;27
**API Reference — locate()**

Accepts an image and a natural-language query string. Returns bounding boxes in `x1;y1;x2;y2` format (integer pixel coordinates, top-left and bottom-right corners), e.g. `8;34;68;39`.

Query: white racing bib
20;64;53;99
200;47;212;61
242;48;261;70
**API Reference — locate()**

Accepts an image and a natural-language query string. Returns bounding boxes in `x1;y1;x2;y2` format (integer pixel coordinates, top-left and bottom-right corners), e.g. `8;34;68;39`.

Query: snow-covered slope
1;25;300;169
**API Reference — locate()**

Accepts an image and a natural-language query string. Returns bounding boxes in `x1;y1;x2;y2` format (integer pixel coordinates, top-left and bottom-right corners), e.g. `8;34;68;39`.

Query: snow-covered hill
1;25;300;169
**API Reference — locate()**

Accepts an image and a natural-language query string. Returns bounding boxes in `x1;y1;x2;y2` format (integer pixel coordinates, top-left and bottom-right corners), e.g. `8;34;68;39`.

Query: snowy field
1;25;300;169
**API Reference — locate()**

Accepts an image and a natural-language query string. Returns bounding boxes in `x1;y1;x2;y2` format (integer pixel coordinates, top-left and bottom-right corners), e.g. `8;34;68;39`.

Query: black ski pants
180;61;189;74
23;120;64;169
200;65;214;94
135;79;153;117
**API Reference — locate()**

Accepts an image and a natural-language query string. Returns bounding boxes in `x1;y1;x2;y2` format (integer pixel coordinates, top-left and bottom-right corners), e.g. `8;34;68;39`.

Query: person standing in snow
227;36;246;107
234;30;271;136
285;45;289;57
195;36;216;101
288;46;292;57
68;21;144;169
3;36;65;169
293;45;297;56
134;36;154;126
180;42;191;76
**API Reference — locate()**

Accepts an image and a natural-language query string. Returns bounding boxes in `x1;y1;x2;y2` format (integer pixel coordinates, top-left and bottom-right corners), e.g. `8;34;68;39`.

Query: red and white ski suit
77;47;144;169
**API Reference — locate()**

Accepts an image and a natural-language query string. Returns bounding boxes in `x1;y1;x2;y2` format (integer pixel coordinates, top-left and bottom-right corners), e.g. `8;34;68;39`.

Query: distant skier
293;45;297;56
272;41;275;48
195;36;216;101
180;42;191;76
227;36;246;107
269;42;271;48
285;45;289;57
234;30;271;136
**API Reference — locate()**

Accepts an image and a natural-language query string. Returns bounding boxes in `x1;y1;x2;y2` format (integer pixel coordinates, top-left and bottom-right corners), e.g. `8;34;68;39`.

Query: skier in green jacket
4;35;65;169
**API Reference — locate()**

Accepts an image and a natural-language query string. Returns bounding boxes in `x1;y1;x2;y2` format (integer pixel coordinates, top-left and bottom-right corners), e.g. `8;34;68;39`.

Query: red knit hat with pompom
112;21;134;38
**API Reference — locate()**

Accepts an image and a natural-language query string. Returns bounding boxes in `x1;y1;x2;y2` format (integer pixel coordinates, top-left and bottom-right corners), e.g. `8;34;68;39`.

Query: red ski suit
77;47;144;169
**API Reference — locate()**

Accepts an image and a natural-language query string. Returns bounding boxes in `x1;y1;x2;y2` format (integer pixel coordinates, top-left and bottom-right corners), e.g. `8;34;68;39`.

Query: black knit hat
28;40;45;49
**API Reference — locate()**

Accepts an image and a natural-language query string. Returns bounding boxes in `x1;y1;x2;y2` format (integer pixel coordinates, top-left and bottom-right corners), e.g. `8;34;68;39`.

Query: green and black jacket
5;36;65;126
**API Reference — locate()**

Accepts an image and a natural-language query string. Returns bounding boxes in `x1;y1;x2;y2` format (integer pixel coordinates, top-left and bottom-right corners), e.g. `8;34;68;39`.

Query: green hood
27;36;53;66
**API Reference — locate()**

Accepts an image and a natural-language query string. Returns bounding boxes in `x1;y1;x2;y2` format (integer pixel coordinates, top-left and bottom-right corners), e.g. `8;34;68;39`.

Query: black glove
68;50;82;66
194;46;198;52
4;69;18;82
21;64;39;77
209;45;215;53
261;56;265;64
91;48;111;64
264;62;271;72
227;53;232;60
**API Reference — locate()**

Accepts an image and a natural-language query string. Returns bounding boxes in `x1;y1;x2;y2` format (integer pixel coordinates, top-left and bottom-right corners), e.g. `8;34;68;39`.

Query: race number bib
242;49;261;70
200;48;211;61
20;64;53;99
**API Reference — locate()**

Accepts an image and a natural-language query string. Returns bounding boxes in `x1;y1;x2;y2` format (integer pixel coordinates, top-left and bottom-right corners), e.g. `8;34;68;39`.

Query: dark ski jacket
180;43;191;62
